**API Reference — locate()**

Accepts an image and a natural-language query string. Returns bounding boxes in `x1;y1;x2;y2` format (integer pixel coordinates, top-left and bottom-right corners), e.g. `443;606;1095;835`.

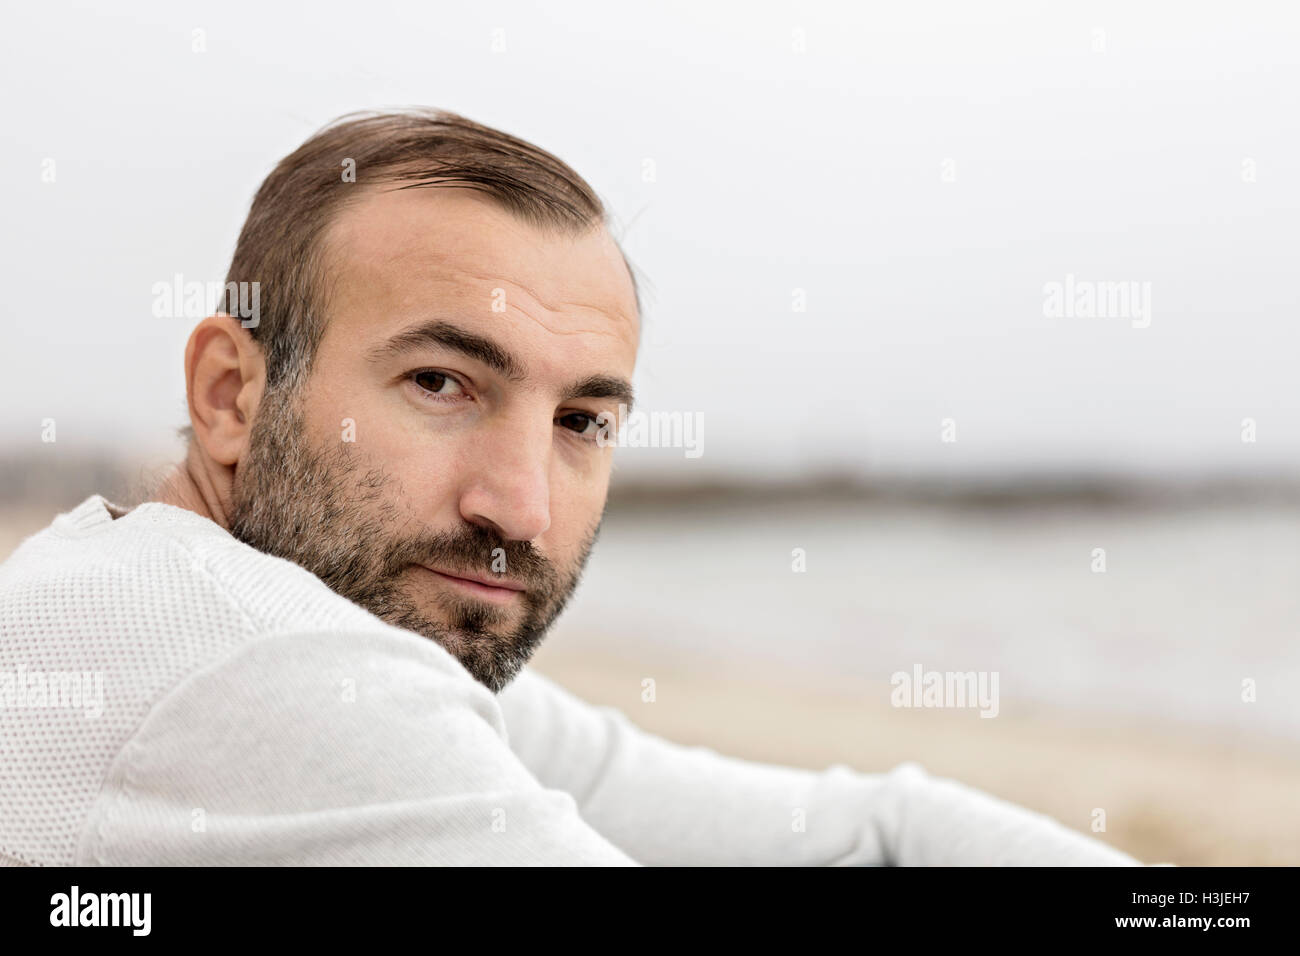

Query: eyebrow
367;320;525;379
561;374;635;414
366;319;635;413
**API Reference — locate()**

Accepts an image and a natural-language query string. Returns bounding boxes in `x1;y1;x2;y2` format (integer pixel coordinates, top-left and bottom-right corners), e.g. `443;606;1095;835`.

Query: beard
226;391;597;693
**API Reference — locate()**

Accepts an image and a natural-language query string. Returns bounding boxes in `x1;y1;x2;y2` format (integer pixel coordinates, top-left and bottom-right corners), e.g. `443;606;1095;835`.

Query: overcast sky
3;0;1298;483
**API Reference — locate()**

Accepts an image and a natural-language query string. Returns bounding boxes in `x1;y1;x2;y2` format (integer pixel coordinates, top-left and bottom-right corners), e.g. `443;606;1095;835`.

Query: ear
184;314;266;466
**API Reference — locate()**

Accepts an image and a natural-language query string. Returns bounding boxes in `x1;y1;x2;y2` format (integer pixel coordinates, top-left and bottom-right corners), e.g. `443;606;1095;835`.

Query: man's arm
497;667;1142;866
78;630;637;866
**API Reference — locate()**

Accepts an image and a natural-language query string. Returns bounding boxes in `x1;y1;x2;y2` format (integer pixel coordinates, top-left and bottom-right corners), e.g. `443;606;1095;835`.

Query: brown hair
219;107;640;396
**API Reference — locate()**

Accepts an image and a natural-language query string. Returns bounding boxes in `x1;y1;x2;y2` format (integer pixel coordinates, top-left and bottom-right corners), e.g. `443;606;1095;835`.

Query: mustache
379;523;559;592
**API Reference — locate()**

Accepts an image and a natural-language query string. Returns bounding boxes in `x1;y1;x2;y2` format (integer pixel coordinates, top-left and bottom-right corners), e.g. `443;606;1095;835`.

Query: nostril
464;513;508;540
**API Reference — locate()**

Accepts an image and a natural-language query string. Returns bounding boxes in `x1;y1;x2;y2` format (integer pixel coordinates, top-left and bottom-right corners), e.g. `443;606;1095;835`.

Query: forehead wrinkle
398;272;635;345
427;256;636;331
328;210;639;352
423;269;636;348
507;305;632;341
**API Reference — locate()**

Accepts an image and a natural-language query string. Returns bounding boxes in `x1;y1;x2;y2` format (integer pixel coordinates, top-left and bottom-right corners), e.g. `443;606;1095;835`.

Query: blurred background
1;1;1297;864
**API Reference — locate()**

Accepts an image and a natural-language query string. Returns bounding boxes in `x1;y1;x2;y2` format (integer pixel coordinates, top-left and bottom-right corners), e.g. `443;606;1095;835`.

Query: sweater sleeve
76;629;637;866
495;667;1143;866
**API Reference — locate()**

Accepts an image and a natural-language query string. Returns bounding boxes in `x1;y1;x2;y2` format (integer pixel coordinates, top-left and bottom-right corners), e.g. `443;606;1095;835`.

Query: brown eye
412;370;463;396
558;412;598;437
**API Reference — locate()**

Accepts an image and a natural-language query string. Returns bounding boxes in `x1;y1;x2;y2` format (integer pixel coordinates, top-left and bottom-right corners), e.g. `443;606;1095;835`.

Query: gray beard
226;392;595;692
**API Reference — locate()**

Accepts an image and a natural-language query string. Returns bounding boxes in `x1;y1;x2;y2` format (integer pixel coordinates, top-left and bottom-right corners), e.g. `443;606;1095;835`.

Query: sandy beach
531;639;1300;865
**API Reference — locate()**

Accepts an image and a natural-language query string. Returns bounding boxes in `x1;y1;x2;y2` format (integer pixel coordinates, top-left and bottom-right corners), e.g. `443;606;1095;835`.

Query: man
0;109;1142;866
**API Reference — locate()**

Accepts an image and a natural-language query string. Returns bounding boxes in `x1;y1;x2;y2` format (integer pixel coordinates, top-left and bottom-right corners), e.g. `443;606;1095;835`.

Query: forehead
317;185;640;365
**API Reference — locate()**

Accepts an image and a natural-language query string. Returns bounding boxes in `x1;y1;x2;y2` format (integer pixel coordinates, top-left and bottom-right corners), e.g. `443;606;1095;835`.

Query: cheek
542;464;609;555
296;370;379;448
370;435;473;515
303;393;471;518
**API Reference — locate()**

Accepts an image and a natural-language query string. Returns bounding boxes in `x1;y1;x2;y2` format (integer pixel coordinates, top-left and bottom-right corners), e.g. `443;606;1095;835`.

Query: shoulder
6;495;390;642
0;495;469;865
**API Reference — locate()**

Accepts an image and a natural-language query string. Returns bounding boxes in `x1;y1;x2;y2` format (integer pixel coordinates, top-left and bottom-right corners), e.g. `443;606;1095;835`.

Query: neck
150;446;233;530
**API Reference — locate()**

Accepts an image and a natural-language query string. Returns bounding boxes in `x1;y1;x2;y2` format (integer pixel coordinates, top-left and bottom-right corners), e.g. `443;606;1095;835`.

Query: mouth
416;564;526;605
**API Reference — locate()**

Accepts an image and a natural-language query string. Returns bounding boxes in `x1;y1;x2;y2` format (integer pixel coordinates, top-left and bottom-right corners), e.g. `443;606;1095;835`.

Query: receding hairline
222;107;645;397
308;179;642;339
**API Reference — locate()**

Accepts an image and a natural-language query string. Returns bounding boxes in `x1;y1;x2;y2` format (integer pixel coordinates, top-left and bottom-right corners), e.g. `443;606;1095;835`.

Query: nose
457;412;552;542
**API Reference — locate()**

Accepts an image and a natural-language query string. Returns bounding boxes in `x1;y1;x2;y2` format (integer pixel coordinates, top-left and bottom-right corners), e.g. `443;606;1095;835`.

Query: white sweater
0;495;1141;866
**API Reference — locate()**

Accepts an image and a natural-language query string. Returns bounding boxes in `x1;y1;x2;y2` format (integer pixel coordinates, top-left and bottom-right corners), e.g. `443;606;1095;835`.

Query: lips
418;564;526;601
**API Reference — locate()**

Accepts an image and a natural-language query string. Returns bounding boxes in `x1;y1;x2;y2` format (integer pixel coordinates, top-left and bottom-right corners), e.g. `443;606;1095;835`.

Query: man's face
228;186;639;692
